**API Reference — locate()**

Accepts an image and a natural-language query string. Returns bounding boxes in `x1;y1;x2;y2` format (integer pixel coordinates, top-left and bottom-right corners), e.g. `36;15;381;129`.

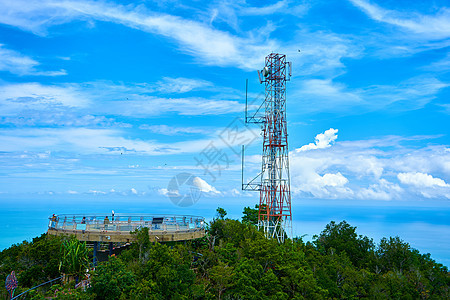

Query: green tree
1;216;449;300
0;234;64;288
314;220;374;268
377;236;413;273
59;237;89;279
90;256;135;300
131;227;151;263
216;207;227;220
209;261;234;300
229;258;263;299
140;243;195;298
242;205;258;225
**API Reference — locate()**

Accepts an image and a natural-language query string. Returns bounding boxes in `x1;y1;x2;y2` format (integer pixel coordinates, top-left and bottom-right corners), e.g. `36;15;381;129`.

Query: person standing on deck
81;216;86;233
104;216;110;230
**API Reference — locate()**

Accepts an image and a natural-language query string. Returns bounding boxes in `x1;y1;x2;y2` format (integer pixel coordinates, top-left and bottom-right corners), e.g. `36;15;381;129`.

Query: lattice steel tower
242;53;292;242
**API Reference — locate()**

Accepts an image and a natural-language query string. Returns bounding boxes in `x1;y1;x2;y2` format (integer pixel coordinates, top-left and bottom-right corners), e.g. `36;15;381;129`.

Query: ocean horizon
1;195;449;267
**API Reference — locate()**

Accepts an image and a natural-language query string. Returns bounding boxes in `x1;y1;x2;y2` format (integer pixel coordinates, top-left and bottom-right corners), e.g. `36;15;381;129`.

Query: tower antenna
242;53;293;242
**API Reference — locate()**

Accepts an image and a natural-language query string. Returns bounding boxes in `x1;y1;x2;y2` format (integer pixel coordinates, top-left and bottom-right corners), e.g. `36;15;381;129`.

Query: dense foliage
59;238;90;278
0;207;448;299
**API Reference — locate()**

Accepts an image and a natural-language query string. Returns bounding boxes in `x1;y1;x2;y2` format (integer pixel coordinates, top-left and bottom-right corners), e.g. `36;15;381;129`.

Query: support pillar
93;241;98;266
109;242;114;256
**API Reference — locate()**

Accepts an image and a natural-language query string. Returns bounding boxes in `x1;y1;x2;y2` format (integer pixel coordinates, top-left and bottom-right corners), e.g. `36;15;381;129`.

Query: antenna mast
242;53;292;242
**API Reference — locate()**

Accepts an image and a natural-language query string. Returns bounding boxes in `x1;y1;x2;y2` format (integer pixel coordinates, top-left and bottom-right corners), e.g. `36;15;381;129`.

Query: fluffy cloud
158;175;220;202
397;172;450;199
398;172;450;188
318;173;349;187
356;179;403;201
292;170;353;199
192;176;220;194
297;128;338;152
289;128;450;201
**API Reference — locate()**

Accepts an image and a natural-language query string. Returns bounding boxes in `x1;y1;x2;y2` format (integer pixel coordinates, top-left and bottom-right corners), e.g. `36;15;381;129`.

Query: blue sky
0;0;449;261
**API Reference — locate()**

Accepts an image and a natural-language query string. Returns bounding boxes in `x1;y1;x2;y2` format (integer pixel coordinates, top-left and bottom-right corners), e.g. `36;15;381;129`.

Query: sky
0;0;449;263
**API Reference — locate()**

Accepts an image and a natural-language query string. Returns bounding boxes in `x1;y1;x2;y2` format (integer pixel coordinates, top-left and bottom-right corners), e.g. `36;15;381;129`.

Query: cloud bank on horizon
0;0;449;203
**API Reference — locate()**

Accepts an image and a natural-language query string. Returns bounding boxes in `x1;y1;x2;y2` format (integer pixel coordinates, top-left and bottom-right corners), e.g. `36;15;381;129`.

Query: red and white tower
243;53;292;242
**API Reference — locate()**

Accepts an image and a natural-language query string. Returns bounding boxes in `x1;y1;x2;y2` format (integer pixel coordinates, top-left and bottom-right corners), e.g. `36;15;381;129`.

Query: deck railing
48;214;206;233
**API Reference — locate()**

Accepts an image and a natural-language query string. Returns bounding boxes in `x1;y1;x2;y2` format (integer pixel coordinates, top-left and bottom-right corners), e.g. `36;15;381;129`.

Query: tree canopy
0;215;448;299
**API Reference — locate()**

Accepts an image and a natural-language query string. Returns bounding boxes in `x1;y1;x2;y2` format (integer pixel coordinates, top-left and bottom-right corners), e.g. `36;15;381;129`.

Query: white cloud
346;155;384;179
290;30;363;77
0;83;89;116
0;44;67;76
207;0;309;30
0;1;78;35
359;76;449;110
291;76;449;114
0;81;243;118
398;172;449;188
0;0;358;74
139;124;209;136
156;77;213;93
241;1;289;16
229;188;241;197
192;176;220;194
88;189;107;195
397;172;450;199
292;168;354;199
130;188;138;194
297;128;338;152
423;53;450;72
349;0;450;40
114;97;242;116
158;188;169;196
0;45;37;75
441;104;450;115
0;124;257;156
318;172;349;187
224;188;254;198
289;129;450;201
356;178;403;200
296;79;361;106
0;110;130;128
0;0;275;70
0;128;159;154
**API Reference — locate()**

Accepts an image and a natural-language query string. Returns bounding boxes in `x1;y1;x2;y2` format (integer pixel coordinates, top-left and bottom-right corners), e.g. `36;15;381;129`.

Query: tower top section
257;53;292;83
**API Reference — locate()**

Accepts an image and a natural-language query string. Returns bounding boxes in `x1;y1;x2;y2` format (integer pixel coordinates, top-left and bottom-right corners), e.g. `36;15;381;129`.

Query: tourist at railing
104;216;110;230
81;216;86;233
50;214;57;228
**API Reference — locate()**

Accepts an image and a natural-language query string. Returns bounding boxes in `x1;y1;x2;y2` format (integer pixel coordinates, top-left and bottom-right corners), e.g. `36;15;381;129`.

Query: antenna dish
262;66;270;77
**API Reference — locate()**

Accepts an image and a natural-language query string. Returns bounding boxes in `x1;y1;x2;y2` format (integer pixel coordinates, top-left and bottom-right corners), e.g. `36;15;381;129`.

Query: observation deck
47;214;206;243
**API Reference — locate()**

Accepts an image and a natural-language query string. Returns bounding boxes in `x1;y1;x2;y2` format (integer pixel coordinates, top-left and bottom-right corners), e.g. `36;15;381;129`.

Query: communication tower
242;53;293;242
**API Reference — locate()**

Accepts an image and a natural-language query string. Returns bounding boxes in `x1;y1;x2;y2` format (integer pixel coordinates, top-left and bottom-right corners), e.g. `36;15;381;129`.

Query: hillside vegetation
0;207;448;299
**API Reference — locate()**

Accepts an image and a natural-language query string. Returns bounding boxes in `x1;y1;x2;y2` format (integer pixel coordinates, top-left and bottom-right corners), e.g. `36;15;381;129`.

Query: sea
1;195;449;267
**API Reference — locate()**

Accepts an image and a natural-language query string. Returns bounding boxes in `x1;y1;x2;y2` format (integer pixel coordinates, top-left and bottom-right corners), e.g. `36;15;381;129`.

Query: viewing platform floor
47;214;206;243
